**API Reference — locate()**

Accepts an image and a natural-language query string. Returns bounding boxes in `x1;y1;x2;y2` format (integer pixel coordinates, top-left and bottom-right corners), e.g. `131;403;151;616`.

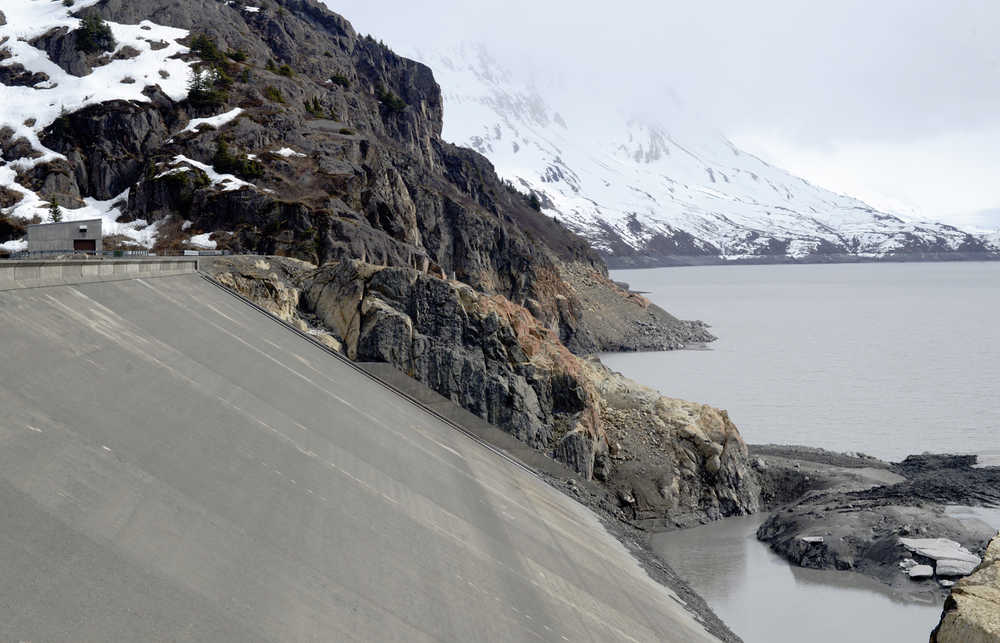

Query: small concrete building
27;219;103;255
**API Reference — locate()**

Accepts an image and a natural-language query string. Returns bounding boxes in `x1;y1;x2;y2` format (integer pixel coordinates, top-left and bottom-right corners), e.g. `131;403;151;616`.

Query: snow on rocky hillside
419;44;994;265
0;0;191;253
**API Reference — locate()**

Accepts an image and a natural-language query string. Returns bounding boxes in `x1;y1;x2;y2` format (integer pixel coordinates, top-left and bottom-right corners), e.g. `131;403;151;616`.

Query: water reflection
652;515;943;643
946;505;1000;532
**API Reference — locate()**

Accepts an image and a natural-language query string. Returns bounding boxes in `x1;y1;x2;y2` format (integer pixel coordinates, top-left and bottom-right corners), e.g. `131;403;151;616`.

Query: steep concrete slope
0;272;719;642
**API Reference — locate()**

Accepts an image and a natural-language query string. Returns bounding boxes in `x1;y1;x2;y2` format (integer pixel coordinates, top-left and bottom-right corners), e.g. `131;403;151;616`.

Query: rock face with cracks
204;256;761;524
932;534;1000;643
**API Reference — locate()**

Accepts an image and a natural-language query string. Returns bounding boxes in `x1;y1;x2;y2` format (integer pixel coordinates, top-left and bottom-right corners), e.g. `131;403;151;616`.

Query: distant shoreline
605;251;1000;269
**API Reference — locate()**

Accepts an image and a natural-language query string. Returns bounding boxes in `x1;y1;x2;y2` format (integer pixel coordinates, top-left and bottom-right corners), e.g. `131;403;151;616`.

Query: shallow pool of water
651;516;944;643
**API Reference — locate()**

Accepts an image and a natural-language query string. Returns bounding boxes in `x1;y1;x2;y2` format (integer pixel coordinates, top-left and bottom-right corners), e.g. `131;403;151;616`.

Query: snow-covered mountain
419;45;997;265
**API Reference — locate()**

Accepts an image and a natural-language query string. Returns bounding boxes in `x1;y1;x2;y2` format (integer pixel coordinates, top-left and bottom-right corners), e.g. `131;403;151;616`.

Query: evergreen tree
186;68;227;108
528;192;542;212
48;198;63;223
76;13;115;53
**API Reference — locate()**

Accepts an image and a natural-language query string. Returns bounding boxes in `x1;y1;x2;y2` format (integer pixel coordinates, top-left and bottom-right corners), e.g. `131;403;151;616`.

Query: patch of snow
161;155;255;191
1;239;28;253
899;537;982;577
0;4;191;140
78;190;163;248
273;147;307;158
176;107;243;136
787;239;820;259
984;231;1000;252
243;6;262;13
0;165;52;220
188;233;217;249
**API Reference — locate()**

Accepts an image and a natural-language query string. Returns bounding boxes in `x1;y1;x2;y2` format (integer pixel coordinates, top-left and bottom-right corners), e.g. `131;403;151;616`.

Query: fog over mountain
331;0;1000;231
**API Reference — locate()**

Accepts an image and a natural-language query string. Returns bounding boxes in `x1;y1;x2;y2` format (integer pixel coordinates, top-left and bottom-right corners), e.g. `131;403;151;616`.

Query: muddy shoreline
751;447;1000;600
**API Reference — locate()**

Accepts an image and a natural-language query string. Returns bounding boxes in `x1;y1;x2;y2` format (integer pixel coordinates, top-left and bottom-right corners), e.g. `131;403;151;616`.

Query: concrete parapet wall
0;258;197;291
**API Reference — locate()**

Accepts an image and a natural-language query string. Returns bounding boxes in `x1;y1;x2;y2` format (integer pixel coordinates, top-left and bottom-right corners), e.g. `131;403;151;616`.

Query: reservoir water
651;516;941;643
604;262;1000;642
650;506;1000;643
602;262;1000;461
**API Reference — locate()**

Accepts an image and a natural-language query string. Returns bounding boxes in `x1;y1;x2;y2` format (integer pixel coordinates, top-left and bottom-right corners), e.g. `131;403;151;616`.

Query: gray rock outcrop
304;257;604;464
204;256;761;524
931;533;1000;643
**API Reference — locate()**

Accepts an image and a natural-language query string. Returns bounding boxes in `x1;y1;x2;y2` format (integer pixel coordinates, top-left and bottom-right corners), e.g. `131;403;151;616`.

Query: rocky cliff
931;533;1000;643
205;255;760;524
1;0;708;352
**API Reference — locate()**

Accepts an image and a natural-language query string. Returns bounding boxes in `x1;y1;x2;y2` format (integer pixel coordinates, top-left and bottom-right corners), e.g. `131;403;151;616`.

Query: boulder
0;63;50;87
931;534;1000;643
210;258;313;325
908;565;934;579
306;259;378;359
30;27;90;77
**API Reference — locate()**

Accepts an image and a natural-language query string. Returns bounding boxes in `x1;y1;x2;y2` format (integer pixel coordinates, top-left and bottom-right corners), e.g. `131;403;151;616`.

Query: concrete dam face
0;267;717;642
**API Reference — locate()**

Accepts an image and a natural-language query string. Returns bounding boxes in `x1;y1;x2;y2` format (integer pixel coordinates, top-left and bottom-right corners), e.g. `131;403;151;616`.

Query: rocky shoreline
753;447;1000;601
932;532;1000;642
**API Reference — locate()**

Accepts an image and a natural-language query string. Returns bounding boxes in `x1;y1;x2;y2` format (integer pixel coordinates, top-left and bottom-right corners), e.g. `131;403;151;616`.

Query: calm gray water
651;507;1000;643
603;262;1000;461
653;516;941;643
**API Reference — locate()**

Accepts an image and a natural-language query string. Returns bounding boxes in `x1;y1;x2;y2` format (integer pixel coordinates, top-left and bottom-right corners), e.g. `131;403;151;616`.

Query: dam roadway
0;266;719;642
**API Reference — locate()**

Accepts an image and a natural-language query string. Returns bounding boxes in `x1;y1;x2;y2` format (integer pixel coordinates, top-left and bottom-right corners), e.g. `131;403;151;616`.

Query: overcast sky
330;0;1000;229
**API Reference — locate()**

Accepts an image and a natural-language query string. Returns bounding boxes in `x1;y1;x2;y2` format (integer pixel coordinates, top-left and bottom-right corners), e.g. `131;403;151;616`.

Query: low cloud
330;0;1000;226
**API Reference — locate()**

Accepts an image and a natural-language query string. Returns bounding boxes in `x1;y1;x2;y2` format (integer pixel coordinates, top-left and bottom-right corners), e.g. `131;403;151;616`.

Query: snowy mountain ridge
418;44;998;265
